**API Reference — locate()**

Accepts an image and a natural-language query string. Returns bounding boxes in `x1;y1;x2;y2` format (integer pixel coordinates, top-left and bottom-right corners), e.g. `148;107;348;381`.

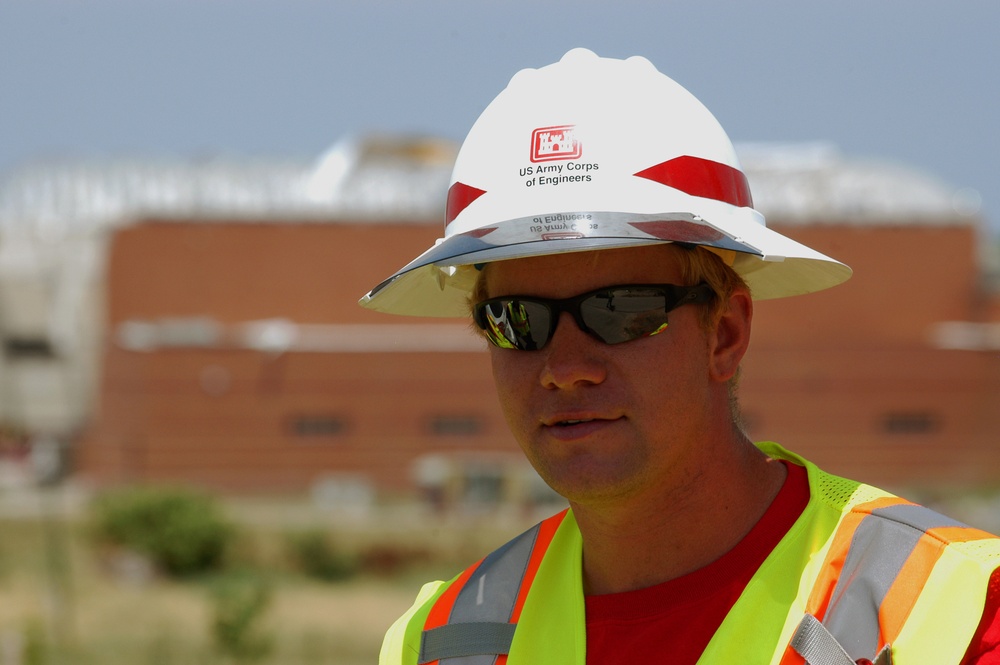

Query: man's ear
708;287;753;383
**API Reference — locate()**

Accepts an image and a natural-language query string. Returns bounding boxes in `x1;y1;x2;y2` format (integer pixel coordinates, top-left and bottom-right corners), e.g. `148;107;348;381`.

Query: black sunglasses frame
473;283;715;351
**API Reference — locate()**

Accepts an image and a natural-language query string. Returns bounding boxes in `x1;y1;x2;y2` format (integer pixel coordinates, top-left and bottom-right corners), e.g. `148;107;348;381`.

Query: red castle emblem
530;125;582;163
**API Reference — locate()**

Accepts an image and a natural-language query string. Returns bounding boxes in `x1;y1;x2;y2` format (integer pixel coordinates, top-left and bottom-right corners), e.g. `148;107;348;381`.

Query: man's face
482;245;720;507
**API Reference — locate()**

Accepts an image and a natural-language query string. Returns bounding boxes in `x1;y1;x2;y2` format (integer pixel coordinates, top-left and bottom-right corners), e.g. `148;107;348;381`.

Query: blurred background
1;1;999;663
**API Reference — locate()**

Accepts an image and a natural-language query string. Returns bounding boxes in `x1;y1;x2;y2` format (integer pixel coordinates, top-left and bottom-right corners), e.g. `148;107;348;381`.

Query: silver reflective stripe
419;522;543;664
871;503;965;531
420;623;516;664
451;524;540;623
823;503;963;660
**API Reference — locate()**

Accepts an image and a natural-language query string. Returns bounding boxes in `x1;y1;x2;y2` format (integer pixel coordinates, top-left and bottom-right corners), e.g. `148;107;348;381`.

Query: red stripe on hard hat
634;156;753;208
629;219;724;243
446;182;487;225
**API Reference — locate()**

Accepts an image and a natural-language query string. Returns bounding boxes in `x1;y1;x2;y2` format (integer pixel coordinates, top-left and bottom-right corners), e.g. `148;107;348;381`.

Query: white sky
1;0;998;233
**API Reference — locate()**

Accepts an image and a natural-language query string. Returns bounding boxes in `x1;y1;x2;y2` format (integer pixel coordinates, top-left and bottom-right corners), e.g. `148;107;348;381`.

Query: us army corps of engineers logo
521;124;599;189
530;125;581;162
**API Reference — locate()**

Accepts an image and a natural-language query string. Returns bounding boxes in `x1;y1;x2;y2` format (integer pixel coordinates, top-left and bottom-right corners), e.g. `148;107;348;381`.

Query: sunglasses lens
478;299;552;350
580;288;673;344
476;284;708;350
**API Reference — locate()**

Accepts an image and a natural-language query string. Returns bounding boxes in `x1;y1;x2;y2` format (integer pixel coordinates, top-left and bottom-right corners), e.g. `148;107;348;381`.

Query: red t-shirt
584;462;1000;664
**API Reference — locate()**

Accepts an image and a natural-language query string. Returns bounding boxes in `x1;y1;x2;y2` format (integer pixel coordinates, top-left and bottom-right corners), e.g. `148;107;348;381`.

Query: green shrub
358;543;431;577
23;617;48;665
91;485;233;577
286;529;358;582
210;571;274;662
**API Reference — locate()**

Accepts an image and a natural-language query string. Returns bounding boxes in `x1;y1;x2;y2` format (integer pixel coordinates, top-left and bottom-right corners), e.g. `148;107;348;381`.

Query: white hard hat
360;48;851;317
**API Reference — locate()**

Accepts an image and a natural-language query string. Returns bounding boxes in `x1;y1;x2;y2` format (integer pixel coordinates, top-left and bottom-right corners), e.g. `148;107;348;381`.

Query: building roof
739;142;982;225
0;137;982;242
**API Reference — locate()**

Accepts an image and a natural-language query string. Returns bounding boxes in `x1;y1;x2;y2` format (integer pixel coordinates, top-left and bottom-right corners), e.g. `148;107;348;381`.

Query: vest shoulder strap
789;476;1000;665
418;509;567;665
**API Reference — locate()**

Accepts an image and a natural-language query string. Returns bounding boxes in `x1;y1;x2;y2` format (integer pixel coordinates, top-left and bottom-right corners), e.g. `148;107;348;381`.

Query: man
361;49;1000;664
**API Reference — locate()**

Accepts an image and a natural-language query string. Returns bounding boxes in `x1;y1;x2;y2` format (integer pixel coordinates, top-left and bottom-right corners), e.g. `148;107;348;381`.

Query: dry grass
0;531;422;665
7;483;994;665
0;492;544;665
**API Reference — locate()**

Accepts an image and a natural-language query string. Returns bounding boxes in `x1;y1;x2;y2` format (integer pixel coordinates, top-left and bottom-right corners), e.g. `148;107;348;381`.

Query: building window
288;415;349;438
881;411;940;436
3;337;55;359
428;415;484;436
463;466;506;505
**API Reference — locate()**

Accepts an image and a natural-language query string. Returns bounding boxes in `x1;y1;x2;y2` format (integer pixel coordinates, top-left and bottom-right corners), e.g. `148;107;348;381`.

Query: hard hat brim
359;211;852;317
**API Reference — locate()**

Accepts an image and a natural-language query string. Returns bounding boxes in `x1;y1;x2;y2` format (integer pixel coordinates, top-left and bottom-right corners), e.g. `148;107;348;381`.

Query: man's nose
539;312;608;390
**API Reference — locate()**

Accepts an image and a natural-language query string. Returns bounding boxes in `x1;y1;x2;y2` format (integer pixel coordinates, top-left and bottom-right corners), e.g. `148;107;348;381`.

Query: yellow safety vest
380;443;1000;665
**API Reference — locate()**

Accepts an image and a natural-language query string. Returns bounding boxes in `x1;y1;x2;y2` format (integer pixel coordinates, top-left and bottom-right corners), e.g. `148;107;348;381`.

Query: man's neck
571;439;787;596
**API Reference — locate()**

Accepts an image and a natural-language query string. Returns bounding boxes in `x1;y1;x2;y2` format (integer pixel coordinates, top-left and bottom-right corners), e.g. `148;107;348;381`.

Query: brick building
3;138;998;500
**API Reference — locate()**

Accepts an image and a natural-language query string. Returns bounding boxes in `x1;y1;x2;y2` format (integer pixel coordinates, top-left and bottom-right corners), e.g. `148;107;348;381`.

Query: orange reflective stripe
878;532;942;647
879;524;996;647
778;642;804;665
929;525;998;544
511;509;567;623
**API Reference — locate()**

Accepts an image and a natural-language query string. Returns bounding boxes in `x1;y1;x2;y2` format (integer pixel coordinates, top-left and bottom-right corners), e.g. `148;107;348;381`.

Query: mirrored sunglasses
473;283;714;351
